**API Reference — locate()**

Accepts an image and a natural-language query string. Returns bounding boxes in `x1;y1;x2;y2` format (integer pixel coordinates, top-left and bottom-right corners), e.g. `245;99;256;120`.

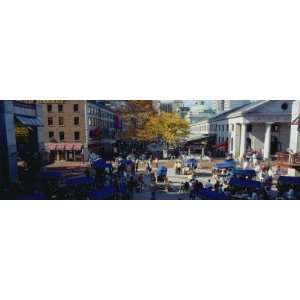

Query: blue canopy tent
88;186;115;199
184;158;198;168
278;176;300;185
38;171;63;180
92;158;106;169
157;166;167;177
16;193;46;200
65;176;95;186
198;188;229;200
213;160;236;170
231;168;256;178
229;178;262;189
121;159;132;165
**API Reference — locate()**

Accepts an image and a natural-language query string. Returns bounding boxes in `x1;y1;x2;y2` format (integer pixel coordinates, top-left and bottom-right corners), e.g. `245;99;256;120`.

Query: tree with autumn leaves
118;101;189;147
118;100;157;141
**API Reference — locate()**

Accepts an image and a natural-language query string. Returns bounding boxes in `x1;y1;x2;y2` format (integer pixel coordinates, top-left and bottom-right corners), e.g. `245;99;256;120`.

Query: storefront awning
213;141;228;149
73;144;83;151
16;116;43;126
64;143;74;150
185;133;215;143
46;143;84;151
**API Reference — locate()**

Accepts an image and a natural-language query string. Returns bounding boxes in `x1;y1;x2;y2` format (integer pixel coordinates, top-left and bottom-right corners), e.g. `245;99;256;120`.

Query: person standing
154;157;159;169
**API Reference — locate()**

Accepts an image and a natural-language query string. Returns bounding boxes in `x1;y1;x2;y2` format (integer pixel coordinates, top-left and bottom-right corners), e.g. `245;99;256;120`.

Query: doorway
271;136;278;155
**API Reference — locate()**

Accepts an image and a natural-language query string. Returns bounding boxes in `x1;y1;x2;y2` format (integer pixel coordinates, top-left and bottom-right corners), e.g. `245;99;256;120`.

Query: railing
276;152;300;166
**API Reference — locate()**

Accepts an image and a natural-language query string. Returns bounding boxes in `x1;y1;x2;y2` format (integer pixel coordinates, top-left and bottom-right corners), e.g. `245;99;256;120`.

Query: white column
240;123;247;159
263;123;272;160
201;146;205;157
289;101;300;153
232;124;241;159
288;100;300;175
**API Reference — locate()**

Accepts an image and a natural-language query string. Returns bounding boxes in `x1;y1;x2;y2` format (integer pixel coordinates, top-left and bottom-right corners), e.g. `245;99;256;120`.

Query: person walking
146;159;152;174
150;182;158;200
135;158;140;173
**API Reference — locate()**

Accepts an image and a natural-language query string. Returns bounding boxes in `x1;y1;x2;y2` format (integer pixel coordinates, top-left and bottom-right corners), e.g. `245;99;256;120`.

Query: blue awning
16;116;43;126
39;171;63;179
231;168;256;178
229;178;262;189
89;187;115;199
199;188;228;200
213;161;236;170
278;176;300;185
157;166;167;176
92;159;106;169
65;176;95;186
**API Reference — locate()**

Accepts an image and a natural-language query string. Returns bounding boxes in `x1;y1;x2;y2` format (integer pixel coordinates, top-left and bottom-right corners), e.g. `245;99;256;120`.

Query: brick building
42;100;122;161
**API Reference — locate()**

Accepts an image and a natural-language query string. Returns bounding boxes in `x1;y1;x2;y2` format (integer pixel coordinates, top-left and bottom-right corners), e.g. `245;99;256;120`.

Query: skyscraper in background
212;100;225;113
224;100;251;111
212;100;251;112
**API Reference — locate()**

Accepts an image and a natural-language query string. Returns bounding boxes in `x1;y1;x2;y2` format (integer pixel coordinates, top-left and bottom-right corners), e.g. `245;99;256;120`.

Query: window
88;117;92;126
58;104;64;112
59;117;64;126
89;131;93;138
232;124;234;131
48;131;54;138
74;131;80;140
74;104;79;112
48;117;53;126
47;104;52;112
247;124;252;132
74;117;79;125
59;131;64;141
222;125;224;131
272;124;279;132
281;102;288;110
226;124;229;131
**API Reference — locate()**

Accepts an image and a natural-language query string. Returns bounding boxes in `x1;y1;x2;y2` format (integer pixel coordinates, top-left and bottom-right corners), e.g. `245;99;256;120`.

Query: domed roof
190;101;214;114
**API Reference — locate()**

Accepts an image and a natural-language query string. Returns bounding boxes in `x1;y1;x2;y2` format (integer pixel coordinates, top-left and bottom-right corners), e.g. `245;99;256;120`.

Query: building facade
160;102;173;113
193;100;293;159
0;100;44;185
42;100;121;161
223;100;251;111
185;101;215;124
212;100;225;113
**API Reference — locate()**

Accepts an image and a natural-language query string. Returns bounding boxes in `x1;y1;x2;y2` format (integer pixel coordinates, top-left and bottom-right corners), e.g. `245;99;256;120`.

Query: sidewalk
46;160;89;170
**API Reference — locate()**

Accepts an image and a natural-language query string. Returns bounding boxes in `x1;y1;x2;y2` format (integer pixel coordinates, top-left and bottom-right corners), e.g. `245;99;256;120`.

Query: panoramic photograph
0;100;299;200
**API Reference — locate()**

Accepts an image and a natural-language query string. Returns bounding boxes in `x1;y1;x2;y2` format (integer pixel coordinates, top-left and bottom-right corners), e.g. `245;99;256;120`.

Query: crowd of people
1;148;300;200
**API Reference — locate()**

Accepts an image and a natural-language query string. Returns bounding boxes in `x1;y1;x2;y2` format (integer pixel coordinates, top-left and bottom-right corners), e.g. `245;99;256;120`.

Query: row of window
47;103;79;113
48;131;80;141
48;117;80;126
88;106;114;120
88;117;114;128
205;123;280;133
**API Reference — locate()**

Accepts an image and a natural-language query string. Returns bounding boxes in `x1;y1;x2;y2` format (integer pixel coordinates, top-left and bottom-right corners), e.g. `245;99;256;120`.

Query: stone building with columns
193;100;293;160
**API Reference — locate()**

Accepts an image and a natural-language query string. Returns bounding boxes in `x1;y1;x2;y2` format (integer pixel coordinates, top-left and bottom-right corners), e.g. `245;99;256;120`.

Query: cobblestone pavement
133;166;212;200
